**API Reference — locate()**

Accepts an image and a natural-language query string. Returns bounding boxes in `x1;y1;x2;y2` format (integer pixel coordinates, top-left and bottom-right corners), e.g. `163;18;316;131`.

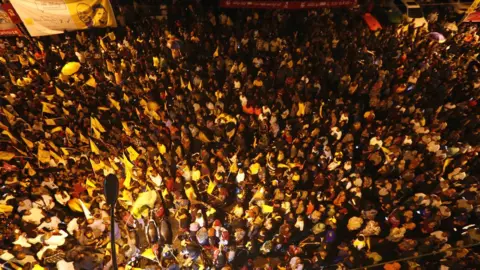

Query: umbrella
428;32;447;43
61;62;81;76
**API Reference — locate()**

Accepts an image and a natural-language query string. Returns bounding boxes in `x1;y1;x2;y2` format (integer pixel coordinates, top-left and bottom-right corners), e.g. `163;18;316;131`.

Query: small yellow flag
121;153;134;189
0;151;15;161
108;32;116;41
207;181;216;194
100;38;108;51
21;135;34;149
49;150;62;162
106;59;114;73
62;107;70;116
188;81;192;91
65;127;75;138
38;148;51;164
2;108;16;124
123;93;130;102
86;77;97;88
90;159;105;172
141;248;156;260
92;127;102;139
109;97;121;111
157;143;167;155
213;46;219;57
122;121;132;136
91;117;106;132
86;178;96;196
153;57;159;67
180;77;186;88
126;146;139;161
98;106;109;111
24;162;36;176
262;204;274;214
45;119;56;126
90;139;100;155
2;130;18;143
56;87;65;97
42;102;56;114
51;126;63;133
45;95;55;101
61;148;70;156
79;133;89;144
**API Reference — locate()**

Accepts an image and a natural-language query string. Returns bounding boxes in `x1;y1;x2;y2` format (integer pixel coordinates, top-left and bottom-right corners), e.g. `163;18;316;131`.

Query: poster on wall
0;6;22;36
10;0;117;37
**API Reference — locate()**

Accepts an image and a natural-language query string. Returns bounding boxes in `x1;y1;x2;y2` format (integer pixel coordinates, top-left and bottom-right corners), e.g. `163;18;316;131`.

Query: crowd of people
0;1;479;269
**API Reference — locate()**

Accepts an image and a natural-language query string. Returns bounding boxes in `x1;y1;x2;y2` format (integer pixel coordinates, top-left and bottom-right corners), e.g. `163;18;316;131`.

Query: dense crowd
0;2;479;270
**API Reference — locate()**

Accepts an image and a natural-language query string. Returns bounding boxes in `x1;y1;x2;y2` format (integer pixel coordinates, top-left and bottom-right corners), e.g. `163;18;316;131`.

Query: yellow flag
2;108;16;124
42;102;56;114
61;148;70;156
79;133;89;144
0;151;15;161
153;57;159;67
100;38;107;51
262;204;274;214
114;72;122;85
77;104;83;111
91;117;106;132
38;148;51;163
62;107;70;116
86;77;97;88
56;87;65;97
106;59;114;73
213;46;219;57
45;95;55;101
32;264;45;270
207;181;216;194
198;80;203;90
157;143;167;155
109;97;121;111
131;190;157;219
141;248;156;260
180;77;186;88
45;119;56;126
108;32;116;41
90;159;105;172
51;127;62;133
188;81;192;91
92;127;102;139
123;93;130;102
121;153;134;189
2;130;18;143
24;162;36;176
13;146;27;156
126;146;139;161
65;127;74;138
90;139;100;154
98;106;109;111
21;135;34;149
59;51;66;60
50;150;62;162
9;72;16;85
86;178;96;196
122;121;132;136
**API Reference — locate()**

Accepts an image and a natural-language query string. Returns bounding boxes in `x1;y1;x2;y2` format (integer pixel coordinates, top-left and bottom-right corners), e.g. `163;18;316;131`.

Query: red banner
0;6;21;36
464;12;480;22
1;3;21;24
220;0;356;9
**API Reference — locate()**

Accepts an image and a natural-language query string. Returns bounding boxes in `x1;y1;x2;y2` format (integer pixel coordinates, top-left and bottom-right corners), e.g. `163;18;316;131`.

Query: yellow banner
10;0;117;37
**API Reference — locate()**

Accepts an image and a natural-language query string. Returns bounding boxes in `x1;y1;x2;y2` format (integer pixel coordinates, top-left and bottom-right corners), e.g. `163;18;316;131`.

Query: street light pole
104;174;120;270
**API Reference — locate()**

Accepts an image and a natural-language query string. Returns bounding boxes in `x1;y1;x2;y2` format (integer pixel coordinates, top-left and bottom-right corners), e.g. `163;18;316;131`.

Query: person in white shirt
22;207;45;225
41;176;58;190
33;195;55;210
13;233;31;248
67;217;80;236
17;199;32;213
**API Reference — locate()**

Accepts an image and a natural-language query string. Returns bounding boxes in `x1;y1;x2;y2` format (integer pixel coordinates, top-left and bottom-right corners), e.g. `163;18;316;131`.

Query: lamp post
104;174;120;270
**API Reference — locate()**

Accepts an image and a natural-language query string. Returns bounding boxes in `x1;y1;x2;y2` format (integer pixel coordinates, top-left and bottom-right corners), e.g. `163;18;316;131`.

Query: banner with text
220;0;356;9
10;0;117;37
0;6;22;36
